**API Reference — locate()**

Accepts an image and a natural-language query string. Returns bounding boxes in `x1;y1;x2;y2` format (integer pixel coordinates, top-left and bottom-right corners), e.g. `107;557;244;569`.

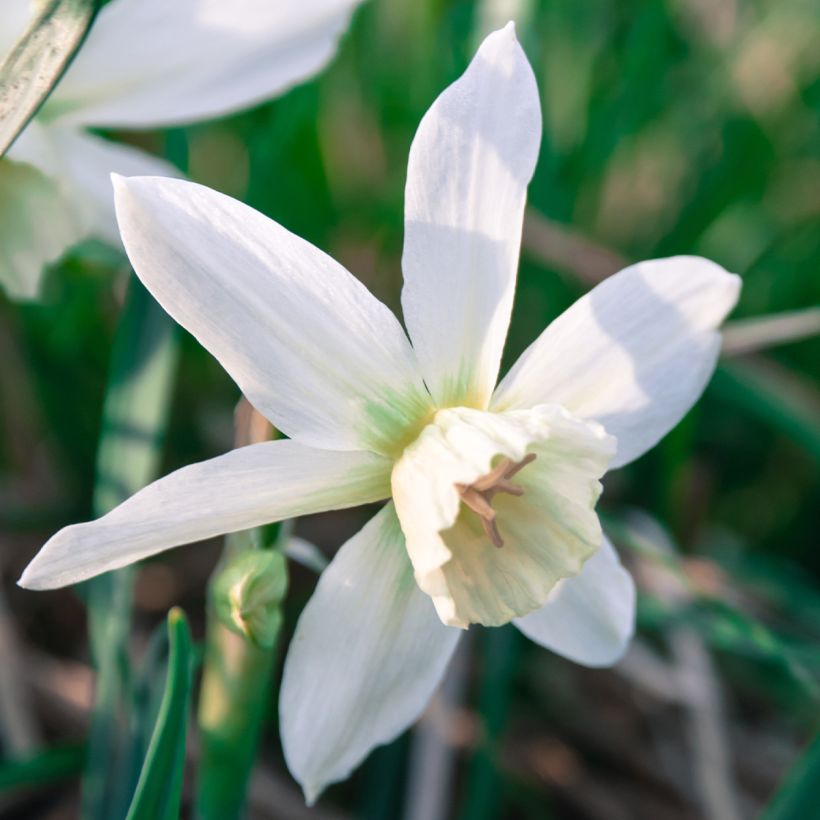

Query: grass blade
0;745;85;792
762;730;820;820
82;278;179;819
711;358;820;463
125;608;194;820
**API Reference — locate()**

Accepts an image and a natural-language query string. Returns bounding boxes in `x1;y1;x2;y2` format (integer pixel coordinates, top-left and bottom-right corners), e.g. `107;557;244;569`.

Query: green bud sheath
212;550;288;650
196;548;289;820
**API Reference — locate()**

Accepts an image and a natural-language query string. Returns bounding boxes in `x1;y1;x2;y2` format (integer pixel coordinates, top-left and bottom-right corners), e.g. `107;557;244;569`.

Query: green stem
195;539;287;820
82;278;179;819
195;402;287;820
459;626;520;820
195;608;278;820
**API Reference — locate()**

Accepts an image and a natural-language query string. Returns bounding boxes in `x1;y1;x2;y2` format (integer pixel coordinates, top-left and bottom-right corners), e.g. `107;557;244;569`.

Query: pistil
455;453;536;548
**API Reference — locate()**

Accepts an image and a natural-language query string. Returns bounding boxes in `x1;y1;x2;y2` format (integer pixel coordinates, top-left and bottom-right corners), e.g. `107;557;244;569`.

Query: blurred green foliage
1;0;819;817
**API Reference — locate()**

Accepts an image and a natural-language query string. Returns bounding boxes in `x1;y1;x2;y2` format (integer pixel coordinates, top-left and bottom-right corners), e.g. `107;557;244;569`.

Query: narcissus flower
0;0;362;299
19;24;741;802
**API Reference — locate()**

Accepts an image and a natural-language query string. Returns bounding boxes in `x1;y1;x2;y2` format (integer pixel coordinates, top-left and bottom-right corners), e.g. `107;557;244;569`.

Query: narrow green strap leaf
0;0;101;157
0;744;85;792
712;359;820;462
762;730;820;820
125;608;194;820
82;278;180;820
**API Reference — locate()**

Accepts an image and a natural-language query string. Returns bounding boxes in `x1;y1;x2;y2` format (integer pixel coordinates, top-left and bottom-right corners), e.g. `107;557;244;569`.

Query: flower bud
212;550;288;649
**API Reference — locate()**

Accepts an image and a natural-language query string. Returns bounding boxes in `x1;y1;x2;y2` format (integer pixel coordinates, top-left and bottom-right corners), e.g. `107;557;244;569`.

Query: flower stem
195;611;279;820
195;400;287;820
458;626;521;820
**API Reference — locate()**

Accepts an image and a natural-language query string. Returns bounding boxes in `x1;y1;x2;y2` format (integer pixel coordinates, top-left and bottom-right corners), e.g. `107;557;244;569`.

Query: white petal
514;535;635;667
493;257;741;467
47;0;362;129
392;405;614;628
0;158;84;300
113;176;432;455
401;23;541;409
19;441;390;590
280;503;460;803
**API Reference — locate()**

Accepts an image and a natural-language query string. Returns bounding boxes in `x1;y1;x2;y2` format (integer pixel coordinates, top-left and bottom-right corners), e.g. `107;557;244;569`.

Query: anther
455;453;537;548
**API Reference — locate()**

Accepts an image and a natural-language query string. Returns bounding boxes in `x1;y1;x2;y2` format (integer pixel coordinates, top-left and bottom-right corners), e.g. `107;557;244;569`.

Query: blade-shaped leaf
711;358;820;462
125;608;194;820
82;278;180;820
0;745;85;792
762;730;820;820
0;0;101;157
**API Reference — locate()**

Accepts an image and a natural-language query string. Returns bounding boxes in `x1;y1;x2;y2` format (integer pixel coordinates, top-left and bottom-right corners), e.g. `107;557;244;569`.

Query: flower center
455;453;536;549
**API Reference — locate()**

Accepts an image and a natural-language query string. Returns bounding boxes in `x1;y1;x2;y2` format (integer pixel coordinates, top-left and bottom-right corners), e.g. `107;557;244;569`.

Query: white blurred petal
10;124;178;246
514;535;636;667
113;176;432;455
47;0;363;128
401;23;541;409
0;158;84;300
493;257;741;467
44;130;178;245
392;405;614;628
280;503;460;803
19;440;390;590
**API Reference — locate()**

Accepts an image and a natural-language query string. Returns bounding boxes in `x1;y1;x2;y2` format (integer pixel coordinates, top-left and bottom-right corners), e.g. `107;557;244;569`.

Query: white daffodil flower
0;0;362;300
19;23;741;802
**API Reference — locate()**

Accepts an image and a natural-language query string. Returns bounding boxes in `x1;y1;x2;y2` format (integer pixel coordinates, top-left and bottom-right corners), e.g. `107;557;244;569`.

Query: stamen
455;453;537;548
503;452;536;479
457;486;496;519
471;458;513;492
493;479;524;497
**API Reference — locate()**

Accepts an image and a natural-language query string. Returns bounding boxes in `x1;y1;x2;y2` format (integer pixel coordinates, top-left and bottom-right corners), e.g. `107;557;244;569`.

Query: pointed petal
514;535;635;667
19;441;390;590
392;405;614;628
401;23;541;409
113;176;432;455
47;0;363;128
280;503;460;803
493;257;741;467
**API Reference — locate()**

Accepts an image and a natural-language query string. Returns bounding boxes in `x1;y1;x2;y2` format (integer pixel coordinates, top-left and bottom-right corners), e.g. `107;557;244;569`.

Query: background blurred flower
0;0;363;300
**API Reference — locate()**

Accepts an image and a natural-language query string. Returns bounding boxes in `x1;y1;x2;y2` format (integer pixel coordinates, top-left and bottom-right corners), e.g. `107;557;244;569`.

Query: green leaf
0;745;85;792
125;608;194;820
711;358;820;463
82;277;179;820
0;0;101;157
762;730;820;820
